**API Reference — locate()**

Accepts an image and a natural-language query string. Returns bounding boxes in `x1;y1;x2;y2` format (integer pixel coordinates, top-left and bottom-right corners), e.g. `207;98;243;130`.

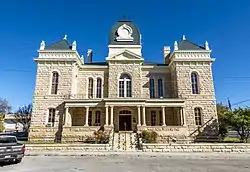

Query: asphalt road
1;154;250;172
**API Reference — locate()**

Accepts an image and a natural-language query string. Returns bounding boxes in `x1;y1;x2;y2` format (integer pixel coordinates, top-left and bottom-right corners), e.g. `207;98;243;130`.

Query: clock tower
108;19;142;57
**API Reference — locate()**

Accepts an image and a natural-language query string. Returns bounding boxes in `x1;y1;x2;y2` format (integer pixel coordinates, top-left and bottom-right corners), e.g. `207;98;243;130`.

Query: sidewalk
25;150;250;159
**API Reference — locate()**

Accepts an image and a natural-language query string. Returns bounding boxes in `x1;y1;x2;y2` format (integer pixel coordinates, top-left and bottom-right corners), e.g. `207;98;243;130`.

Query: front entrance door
119;115;132;131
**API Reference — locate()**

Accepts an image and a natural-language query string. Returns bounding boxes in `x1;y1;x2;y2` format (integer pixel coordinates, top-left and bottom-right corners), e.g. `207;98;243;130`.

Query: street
1;154;250;172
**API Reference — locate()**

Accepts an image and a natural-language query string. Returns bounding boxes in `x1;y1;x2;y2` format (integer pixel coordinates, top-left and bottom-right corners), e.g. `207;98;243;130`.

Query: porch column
142;106;146;126
180;107;183;125
110;106;114;126
137;105;141;126
182;107;186;126
105;106;109;126
85;106;89;126
161;106;166;126
64;107;71;127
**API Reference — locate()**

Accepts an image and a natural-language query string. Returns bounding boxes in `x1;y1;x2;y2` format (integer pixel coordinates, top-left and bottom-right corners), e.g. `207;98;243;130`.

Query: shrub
141;130;158;143
84;130;109;144
221;137;244;143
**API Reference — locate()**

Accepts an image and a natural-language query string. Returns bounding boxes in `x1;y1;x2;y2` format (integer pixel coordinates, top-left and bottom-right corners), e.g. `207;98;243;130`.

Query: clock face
120;27;129;37
116;24;134;41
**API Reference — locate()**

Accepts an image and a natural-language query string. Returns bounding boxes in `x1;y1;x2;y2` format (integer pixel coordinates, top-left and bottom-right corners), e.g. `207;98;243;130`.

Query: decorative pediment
106;50;144;61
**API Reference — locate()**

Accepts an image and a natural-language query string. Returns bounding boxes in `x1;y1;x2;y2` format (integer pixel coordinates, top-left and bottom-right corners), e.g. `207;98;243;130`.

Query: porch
63;99;187;133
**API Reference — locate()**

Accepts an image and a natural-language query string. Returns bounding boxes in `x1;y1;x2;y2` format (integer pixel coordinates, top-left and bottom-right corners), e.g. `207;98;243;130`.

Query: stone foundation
142;143;250;153
26;144;110;152
28;126;112;143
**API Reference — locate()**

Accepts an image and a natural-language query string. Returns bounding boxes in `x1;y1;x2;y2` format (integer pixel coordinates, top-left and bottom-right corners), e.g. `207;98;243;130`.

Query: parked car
0;135;25;163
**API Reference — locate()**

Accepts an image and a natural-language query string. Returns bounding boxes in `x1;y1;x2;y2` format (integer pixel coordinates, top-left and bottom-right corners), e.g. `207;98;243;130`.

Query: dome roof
109;20;141;45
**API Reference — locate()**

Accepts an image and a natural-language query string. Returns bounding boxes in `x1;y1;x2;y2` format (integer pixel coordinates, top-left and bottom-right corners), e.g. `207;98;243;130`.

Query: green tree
14;103;32;132
226;107;250;143
217;103;230;139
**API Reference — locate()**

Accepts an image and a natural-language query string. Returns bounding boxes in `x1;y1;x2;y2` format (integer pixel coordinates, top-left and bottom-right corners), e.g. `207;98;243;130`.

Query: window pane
151;111;156;126
88;78;94;98
149;78;155;98
96;78;102;98
119;80;124;97
191;72;199;94
51;72;59;94
158;78;163;98
126;80;132;97
194;108;202;125
95;111;101;126
48;108;55;127
88;111;92;126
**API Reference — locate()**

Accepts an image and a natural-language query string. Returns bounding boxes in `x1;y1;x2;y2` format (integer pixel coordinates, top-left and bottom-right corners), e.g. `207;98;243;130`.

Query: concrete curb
25;151;250;159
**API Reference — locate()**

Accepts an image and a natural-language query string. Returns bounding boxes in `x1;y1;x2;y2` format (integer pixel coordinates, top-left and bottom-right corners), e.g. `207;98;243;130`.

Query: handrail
189;117;214;137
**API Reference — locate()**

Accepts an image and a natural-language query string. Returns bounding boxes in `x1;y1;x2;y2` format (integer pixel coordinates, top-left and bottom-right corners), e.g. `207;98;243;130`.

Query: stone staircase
113;132;138;151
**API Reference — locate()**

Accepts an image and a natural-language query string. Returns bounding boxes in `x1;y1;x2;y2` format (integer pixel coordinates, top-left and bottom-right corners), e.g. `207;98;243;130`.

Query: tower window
191;72;199;94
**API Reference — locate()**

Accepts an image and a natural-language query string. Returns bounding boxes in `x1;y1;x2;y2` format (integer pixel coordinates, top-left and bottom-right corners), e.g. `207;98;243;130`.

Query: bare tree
14;103;32;132
0;98;11;114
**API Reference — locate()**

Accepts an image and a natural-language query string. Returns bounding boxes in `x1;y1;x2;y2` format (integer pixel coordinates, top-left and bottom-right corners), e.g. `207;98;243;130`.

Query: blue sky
0;0;250;111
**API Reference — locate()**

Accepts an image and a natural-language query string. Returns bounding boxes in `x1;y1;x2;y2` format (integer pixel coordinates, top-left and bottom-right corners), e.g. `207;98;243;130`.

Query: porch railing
63;94;183;100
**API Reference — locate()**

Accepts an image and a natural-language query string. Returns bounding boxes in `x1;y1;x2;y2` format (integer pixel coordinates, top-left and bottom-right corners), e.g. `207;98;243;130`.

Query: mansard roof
178;39;205;51
44;39;72;50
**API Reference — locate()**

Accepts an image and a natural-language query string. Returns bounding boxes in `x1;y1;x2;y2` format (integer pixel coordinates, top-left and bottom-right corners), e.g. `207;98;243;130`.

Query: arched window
96;78;102;98
119;73;132;97
51;72;59;94
88;78;94;98
194;107;202;125
191;72;199;94
158;78;163;98
149;78;155;98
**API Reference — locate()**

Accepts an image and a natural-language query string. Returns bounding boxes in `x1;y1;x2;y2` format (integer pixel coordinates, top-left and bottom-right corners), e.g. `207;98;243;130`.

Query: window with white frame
151;111;157;126
119;73;132;97
51;72;59;94
95;111;101;126
194;107;202;125
47;108;56;127
96;78;102;98
158;78;163;98
149;78;155;98
88;78;94;98
191;72;199;94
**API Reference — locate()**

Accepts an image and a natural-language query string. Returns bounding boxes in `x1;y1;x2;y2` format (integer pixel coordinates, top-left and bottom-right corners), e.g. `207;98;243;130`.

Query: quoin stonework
29;19;218;147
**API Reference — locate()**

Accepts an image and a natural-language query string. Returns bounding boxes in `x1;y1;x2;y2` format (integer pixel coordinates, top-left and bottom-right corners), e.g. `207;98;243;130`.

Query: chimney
163;46;171;64
87;49;93;63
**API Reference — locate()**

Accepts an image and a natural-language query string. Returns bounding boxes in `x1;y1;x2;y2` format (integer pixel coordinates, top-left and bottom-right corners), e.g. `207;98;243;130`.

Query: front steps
113;132;138;151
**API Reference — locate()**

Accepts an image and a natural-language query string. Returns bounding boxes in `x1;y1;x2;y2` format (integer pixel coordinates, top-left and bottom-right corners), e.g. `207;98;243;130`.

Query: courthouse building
29;19;218;145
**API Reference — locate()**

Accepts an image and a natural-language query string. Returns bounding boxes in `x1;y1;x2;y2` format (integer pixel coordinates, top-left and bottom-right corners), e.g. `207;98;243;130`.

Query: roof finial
205;41;209;50
182;35;186;40
39;40;45;50
174;41;178;51
63;34;67;40
72;41;76;50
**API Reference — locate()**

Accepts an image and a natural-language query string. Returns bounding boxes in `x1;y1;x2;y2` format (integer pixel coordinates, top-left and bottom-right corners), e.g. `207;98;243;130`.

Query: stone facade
29;19;218;144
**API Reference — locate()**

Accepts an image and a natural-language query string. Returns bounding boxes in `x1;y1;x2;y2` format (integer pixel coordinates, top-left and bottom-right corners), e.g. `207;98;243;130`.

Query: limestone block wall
108;62;142;98
77;69;107;98
30;61;75;141
170;60;218;136
31;61;74;127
